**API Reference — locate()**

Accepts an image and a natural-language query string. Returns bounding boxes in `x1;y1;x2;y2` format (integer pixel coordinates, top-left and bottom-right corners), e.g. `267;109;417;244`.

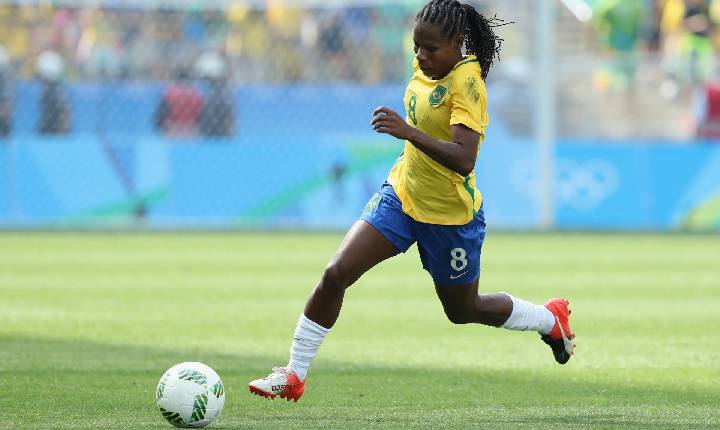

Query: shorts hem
431;273;480;287
358;216;408;254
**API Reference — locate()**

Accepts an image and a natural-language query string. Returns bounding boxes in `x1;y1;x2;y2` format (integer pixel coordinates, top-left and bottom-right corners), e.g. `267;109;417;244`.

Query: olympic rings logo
510;157;620;211
556;158;619;211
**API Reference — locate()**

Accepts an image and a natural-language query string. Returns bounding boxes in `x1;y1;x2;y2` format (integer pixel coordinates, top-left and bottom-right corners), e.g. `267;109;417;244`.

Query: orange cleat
541;298;576;364
248;367;305;402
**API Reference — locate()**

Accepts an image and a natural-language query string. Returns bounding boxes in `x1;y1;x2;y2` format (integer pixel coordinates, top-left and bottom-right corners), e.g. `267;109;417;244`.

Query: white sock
287;314;330;380
500;293;555;334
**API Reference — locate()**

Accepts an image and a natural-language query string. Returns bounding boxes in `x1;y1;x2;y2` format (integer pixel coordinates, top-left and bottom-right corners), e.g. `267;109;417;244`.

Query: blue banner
0;137;719;231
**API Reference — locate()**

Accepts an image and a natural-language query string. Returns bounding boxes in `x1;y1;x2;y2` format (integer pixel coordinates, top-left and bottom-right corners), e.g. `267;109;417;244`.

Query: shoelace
265;367;287;380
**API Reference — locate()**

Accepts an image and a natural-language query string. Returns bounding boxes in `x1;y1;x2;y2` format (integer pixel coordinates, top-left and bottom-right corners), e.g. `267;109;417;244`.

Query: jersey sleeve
449;65;488;136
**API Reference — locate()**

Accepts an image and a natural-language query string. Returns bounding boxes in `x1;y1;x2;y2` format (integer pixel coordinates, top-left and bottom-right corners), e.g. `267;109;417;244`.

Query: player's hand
371;107;414;141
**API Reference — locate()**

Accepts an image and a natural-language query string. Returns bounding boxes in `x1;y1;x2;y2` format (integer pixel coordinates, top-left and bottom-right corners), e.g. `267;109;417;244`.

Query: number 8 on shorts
450;248;468;271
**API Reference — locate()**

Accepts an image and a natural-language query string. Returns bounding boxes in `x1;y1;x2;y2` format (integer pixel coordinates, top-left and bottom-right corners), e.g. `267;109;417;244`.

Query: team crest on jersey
428;85;448;107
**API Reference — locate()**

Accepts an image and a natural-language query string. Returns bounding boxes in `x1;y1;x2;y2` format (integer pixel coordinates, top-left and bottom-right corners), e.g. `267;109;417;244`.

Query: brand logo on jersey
429;85;448;107
464;77;480;103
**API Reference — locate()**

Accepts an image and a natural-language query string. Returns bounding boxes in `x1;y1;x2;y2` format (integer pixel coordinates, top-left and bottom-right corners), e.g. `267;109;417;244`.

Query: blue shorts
360;182;486;286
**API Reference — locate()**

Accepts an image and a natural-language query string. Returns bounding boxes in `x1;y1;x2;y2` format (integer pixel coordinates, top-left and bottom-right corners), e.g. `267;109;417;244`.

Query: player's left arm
371;106;479;177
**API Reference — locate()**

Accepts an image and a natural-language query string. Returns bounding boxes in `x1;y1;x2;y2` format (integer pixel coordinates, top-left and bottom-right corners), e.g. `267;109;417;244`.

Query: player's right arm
370;106;479;177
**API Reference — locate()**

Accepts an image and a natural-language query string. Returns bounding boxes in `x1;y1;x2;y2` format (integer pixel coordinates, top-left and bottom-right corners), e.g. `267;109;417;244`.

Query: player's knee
319;262;350;293
444;308;474;325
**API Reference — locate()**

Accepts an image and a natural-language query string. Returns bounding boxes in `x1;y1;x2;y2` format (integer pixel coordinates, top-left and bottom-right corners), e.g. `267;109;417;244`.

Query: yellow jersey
387;54;488;225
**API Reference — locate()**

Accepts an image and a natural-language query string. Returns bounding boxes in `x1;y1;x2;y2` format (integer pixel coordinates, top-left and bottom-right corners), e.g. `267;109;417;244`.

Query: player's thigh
329;181;416;287
415;210;485;288
326;220;400;286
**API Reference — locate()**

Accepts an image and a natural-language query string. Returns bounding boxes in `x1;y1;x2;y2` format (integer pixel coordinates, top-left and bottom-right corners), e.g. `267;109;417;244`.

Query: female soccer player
249;0;575;402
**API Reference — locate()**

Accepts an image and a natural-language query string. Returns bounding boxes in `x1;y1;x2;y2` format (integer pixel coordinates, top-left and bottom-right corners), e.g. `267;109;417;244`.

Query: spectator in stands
658;0;686;98
195;52;235;137
681;0;714;85
659;0;716;94
154;67;203;137
593;0;645;92
319;13;350;78
0;45;12;137
0;5;30;79
692;77;720;139
36;50;70;135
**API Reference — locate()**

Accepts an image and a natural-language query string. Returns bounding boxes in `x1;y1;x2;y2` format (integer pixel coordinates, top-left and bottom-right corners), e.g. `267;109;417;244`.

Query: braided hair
416;0;507;80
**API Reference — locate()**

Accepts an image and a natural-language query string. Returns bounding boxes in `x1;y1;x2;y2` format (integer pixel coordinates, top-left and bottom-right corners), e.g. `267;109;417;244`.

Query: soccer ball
156;362;226;428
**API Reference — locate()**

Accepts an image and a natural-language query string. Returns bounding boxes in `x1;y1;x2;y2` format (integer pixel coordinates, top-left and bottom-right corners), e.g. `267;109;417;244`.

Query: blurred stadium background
0;0;718;232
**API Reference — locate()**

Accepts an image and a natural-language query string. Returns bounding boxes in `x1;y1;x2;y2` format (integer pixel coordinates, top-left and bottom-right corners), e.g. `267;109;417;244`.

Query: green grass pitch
1;232;718;429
